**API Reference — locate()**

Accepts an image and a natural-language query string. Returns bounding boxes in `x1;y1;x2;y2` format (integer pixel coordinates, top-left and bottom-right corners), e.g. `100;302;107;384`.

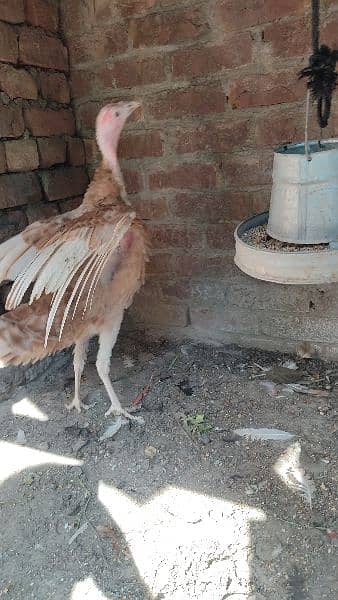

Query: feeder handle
305;90;312;161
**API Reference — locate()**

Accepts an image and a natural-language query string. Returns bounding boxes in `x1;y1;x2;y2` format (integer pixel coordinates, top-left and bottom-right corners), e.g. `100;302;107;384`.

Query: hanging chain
311;0;320;53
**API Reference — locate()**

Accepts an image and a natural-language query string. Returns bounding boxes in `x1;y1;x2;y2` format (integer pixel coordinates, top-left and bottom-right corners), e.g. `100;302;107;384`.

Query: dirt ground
0;335;337;600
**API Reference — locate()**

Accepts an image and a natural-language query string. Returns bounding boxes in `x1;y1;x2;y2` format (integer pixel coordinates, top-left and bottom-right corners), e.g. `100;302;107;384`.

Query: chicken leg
96;325;144;423
66;338;89;412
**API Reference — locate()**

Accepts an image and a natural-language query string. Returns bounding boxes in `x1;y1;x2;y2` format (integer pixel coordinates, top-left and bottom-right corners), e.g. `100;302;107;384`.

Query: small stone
144;445;157;459
16;429;26;445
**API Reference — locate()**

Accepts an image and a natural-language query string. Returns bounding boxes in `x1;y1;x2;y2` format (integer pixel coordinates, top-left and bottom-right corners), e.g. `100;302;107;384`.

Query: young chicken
0;101;149;422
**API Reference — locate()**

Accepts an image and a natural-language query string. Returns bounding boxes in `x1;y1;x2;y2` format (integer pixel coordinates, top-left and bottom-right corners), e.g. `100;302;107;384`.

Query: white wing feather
0;235;29;283
1;211;136;345
6;243;61;310
234;428;295;441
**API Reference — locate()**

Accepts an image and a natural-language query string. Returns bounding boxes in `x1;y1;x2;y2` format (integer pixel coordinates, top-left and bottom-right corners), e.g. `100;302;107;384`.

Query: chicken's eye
115;111;120;117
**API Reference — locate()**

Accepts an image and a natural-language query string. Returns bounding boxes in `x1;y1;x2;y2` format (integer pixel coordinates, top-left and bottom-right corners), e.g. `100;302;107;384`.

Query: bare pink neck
102;145;131;207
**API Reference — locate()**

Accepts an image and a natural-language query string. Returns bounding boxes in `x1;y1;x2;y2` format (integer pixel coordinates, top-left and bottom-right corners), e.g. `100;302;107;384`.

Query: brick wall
2;1;338;357
0;0;88;306
60;0;338;358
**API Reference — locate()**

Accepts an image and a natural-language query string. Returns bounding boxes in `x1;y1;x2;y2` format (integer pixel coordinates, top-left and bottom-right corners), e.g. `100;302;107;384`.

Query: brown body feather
0;164;149;368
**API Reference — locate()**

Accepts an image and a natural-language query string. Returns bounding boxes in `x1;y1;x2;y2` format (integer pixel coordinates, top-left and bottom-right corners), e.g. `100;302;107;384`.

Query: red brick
67;138;85;166
0;143;7;173
0;105;24;138
60;0;94;37
255;109;317;147
0;64;38;100
263;18;310;58
173;34;252;78
19;28;68;71
172;190;253;222
214;0;307;32
149;163;217;190
148;86;225;119
130;302;188;328
124;0;186;16
25;0;59;32
5;139;39;172
321;17;338;48
77;102;101;133
135;282;163;305
26;201;59;223
42;167;89;201
224;153;273;187
70;70;94;98
67;27;128;66
124;169;143;194
40;72;70;103
130;8;209;48
131;196;168;220
108;56;166;89
58;197;83;213
228;71;304;109
37;137;67;168
149;224;204;250
147;253;179;276
25;108;75;136
83;138;99;165
206;223;236;249
0;21;18;63
149;252;232;278
160;280;191;301
251;188;271;214
119;0;157;18
0;0;24;23
0;172;42;209
92;0;120;23
0;210;28;244
174;119;250;153
119;131;163;159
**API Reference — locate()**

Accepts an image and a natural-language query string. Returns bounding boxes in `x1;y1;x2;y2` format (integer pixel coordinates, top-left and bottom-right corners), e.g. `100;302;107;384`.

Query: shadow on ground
0;336;337;599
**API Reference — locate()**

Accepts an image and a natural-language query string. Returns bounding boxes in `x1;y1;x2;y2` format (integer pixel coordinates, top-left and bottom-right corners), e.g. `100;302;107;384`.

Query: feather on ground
274;442;315;509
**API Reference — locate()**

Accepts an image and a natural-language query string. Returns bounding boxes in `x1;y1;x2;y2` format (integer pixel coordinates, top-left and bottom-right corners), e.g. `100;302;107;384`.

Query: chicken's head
96;101;141;164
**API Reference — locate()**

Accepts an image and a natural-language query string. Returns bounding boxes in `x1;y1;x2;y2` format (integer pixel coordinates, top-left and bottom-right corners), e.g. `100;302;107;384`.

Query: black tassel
299;45;338;128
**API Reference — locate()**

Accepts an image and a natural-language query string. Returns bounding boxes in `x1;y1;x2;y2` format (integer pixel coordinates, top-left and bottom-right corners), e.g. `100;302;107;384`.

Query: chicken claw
105;405;144;424
66;397;90;412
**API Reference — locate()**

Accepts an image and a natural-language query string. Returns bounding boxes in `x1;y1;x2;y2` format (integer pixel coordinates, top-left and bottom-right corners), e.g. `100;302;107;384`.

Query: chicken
0;101;149;422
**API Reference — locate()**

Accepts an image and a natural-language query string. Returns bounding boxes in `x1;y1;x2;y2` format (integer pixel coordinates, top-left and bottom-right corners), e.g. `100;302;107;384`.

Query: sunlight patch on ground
71;578;109;600
12;397;49;421
0;441;82;484
99;483;265;599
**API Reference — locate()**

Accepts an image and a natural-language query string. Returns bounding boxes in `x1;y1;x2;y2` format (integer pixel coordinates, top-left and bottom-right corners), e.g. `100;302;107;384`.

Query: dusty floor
0;335;337;600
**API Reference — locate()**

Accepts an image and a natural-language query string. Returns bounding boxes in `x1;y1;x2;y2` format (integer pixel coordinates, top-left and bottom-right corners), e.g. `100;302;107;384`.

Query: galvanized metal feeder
234;0;338;285
234;140;338;285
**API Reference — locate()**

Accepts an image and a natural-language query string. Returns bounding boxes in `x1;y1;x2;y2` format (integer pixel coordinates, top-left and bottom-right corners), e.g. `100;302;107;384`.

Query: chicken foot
96;326;144;424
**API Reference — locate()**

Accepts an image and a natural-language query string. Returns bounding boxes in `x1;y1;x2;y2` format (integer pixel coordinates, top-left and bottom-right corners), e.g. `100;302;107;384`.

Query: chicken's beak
127;101;141;116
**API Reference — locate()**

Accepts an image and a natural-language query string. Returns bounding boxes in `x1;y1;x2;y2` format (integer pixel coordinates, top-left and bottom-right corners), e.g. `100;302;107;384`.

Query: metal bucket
267;139;338;244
